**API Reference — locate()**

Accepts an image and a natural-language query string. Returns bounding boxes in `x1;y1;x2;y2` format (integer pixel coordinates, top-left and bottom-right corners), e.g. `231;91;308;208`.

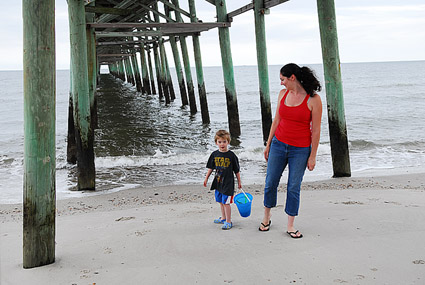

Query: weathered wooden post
68;0;95;190
168;36;188;105
317;0;351;177
189;0;210;124
113;62;118;79
128;56;136;85
86;14;98;130
158;41;171;104
152;5;170;103
124;57;135;85
111;63;117;77
118;60;125;81
67;66;77;164
122;59;129;82
114;63;119;78
164;6;188;106
147;49;157;94
139;45;152;94
153;44;164;99
215;0;241;137
254;0;272;144
109;64;114;77
131;53;143;92
23;0;56;268
120;60;126;82
172;0;197;114
123;59;129;82
163;45;176;101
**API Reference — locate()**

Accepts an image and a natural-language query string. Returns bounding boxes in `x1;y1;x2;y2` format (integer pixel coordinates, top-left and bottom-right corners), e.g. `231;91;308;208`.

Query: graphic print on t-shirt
214;157;230;184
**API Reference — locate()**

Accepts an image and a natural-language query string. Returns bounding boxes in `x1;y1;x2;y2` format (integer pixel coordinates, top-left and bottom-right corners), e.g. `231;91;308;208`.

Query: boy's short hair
214;129;231;143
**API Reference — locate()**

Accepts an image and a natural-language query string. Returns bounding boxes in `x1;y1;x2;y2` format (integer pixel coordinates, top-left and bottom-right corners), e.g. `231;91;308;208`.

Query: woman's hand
307;156;316;171
264;145;270;161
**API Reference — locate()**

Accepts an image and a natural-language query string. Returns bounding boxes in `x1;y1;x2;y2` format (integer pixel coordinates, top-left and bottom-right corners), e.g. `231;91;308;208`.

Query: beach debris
412;259;425;264
384;201;401;205
134;230;150;237
115;216;135;222
339;201;364;205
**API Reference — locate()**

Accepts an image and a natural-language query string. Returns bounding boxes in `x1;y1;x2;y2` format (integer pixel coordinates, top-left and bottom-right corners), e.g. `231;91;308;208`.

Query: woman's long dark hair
280;63;321;96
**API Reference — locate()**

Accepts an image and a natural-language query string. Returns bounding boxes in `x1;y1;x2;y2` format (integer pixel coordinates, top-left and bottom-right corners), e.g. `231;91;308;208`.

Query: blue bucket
234;192;253;218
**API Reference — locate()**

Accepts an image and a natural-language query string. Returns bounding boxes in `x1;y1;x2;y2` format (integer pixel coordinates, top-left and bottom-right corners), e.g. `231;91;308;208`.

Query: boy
204;130;242;230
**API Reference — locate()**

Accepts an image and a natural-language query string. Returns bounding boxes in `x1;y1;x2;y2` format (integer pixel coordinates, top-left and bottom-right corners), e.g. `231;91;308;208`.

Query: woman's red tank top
275;90;312;147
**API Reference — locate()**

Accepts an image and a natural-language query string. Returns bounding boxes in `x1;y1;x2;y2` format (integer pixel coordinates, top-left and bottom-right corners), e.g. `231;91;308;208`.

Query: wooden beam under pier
85;6;133;16
227;0;289;20
97;53;135;57
89;22;231;29
96;39;156;46
158;0;191;18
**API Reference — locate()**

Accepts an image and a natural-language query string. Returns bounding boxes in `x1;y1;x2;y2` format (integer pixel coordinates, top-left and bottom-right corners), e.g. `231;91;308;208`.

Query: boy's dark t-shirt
206;150;240;196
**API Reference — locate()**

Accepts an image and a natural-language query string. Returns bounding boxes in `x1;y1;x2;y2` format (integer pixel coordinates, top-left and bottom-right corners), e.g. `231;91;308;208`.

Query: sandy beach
1;172;424;284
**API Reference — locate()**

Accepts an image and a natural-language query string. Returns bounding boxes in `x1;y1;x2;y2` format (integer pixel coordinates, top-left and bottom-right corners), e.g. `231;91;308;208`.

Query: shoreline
1;171;424;216
1;172;424;284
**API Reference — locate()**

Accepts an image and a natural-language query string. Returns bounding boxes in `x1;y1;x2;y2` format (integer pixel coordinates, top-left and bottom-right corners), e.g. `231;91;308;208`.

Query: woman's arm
307;94;323;171
264;89;286;161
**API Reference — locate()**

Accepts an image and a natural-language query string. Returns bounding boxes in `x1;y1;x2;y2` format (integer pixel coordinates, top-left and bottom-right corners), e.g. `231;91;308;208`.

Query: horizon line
1;59;424;72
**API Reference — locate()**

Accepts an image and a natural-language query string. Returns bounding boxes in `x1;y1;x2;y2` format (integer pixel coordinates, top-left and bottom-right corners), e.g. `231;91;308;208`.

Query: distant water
1;61;425;204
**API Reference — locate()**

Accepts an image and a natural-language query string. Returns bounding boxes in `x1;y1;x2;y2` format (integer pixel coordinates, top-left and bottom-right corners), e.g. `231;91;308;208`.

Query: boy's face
216;137;229;152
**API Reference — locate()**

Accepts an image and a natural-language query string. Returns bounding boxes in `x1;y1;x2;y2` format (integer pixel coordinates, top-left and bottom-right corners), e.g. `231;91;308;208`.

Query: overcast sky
1;0;424;70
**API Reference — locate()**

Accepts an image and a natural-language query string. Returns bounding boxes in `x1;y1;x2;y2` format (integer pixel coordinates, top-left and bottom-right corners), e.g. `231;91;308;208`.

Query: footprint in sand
104;247;113;254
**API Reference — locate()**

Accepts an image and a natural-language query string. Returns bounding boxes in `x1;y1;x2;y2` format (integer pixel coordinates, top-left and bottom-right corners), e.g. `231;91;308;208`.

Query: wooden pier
23;0;351;268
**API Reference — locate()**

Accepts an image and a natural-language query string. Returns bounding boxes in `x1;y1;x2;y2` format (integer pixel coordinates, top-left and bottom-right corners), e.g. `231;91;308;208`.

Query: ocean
1;61;425;204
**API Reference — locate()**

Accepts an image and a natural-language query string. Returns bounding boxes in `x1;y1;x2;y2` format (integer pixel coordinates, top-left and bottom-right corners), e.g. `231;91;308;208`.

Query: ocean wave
95;147;269;168
348;139;425;152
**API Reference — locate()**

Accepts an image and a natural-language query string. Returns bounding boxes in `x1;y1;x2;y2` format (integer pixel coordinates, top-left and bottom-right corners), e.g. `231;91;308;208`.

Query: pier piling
189;0;210;124
317;0;351;177
254;0;272;144
23;0;56;268
147;49;157;94
139;46;152;94
215;0;241;137
68;0;95;190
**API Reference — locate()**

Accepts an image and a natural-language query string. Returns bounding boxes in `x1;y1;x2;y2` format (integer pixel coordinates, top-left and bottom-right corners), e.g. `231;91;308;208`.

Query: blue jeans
263;137;311;216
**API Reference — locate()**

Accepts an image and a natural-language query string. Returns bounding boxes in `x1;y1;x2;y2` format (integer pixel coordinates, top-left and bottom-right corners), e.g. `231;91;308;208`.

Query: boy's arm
203;169;213;187
236;172;242;189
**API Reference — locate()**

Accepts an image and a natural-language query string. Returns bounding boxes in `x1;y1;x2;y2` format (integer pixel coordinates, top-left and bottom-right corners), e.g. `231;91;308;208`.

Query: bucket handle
240;188;251;202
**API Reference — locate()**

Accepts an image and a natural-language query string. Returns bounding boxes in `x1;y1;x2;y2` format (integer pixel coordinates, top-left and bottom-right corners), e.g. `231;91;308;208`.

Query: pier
23;0;350;268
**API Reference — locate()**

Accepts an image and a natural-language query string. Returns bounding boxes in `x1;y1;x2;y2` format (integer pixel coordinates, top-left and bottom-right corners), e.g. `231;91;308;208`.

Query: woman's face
280;74;289;87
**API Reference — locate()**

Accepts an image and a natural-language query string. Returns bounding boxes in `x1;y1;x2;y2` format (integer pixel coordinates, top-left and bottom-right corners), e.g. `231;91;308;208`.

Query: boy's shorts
215;190;233;204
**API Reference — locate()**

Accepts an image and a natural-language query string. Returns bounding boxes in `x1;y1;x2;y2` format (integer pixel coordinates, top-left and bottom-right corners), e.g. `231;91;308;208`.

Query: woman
259;63;322;238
